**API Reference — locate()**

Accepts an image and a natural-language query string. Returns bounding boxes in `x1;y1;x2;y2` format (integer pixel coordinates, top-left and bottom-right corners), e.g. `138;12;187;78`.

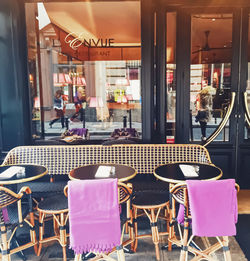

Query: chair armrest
18;186;32;195
64;185;68;197
18;186;33;214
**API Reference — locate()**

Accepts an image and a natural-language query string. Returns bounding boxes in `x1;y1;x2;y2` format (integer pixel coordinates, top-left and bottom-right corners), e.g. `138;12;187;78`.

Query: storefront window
26;1;141;140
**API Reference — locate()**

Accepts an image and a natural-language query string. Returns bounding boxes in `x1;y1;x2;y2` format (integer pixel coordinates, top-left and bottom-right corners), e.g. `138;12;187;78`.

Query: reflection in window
166;12;176;144
190;14;232;142
26;1;141;140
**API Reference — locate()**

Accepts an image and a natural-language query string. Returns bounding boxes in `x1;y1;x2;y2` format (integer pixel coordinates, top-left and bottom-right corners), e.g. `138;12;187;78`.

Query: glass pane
25;4;42;139
244;14;250;140
26;1;141;141
190;14;232;142
166;12;176;144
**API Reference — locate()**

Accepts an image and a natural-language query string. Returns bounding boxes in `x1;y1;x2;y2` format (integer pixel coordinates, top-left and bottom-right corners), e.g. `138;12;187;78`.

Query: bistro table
69;163;137;182
154;162;222;184
154;162;222;251
0;164;48;185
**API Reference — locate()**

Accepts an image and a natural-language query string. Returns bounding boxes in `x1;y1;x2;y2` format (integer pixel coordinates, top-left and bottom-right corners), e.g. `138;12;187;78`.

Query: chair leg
168;192;176;251
0;225;10;261
125;198;131;235
222;236;231;261
117;247;125;261
131;207;138;252
127;206;135;250
53;215;60;236
150;208;160;261
29;212;38;254
37;212;44;256
58;213;67;261
180;219;189;261
74;254;82;261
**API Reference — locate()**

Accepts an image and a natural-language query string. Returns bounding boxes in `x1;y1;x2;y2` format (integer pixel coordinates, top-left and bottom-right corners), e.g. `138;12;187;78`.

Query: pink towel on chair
68;179;121;254
187;179;238;237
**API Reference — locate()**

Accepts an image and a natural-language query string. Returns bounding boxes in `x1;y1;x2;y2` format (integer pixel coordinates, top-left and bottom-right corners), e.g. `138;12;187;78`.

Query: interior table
154;162;222;251
0;164;48;185
69;163;137;182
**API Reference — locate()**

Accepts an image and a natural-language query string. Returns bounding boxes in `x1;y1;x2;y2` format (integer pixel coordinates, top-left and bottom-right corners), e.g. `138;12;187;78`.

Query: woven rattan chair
170;181;239;261
0;186;37;261
129;145;212;259
36;193;68;261
66;182;133;261
131;191;170;261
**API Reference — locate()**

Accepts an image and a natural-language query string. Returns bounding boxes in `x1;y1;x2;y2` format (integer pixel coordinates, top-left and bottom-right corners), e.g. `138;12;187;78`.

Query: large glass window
190;14;232;142
166;12;176;143
26;1;141;140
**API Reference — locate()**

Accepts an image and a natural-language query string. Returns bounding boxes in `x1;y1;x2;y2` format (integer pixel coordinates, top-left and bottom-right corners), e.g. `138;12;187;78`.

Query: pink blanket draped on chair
68;179;121;254
186;179;238;237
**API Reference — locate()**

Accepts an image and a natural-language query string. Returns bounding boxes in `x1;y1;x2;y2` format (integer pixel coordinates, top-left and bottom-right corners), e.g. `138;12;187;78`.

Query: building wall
0;0;32;151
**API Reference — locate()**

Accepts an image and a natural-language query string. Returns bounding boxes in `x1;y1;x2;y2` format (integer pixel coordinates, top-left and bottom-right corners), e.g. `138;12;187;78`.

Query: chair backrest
171;180;239;237
170;181;240;206
0;187;21;224
0;187;20;209
3;144;212;176
118;182;132;204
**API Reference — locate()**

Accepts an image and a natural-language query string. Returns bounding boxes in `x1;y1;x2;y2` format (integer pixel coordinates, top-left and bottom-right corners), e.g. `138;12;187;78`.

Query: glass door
237;10;250;188
158;6;250;184
189;12;234;144
243;13;250;142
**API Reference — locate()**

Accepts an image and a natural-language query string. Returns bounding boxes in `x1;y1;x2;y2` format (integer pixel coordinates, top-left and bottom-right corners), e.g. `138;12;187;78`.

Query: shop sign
65;32;115;50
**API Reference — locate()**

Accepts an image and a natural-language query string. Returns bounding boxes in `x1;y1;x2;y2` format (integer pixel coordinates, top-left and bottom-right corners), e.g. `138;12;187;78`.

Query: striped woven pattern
0;188;19;223
2;144;211;176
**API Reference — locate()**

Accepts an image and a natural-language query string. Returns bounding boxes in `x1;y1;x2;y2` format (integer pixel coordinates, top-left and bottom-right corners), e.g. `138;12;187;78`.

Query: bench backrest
2;144;212;176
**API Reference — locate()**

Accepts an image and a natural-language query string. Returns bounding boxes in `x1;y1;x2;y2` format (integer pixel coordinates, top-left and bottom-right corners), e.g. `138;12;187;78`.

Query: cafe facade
1;0;250;188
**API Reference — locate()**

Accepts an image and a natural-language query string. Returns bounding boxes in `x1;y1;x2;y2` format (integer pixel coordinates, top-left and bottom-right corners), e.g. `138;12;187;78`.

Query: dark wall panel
208;149;235;180
238;150;250;189
0;0;31;151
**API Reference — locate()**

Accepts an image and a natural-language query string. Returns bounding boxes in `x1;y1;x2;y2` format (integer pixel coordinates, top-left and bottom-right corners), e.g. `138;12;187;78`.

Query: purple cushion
69;128;88;137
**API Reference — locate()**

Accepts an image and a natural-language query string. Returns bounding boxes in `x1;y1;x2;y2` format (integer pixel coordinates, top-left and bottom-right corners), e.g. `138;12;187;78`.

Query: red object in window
166;71;173;84
166;136;175;144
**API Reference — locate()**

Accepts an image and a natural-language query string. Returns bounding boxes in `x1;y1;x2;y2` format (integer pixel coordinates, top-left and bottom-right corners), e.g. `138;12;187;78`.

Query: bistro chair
170;179;239;261
0;186;37;261
36;193;69;261
131;190;170;261
128;143;212;254
67;179;132;261
117;182;135;250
